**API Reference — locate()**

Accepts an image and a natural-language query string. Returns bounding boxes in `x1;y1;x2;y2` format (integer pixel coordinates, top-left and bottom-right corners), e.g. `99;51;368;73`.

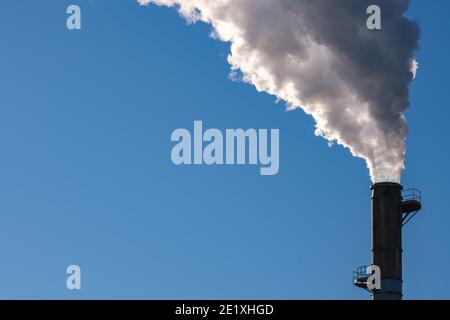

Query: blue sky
0;0;449;299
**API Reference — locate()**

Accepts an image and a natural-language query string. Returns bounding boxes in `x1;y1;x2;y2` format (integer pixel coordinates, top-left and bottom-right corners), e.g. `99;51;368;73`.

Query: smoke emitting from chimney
139;0;420;183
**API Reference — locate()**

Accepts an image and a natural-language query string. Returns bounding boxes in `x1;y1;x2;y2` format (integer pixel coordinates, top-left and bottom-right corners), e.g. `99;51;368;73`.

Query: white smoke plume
138;0;420;183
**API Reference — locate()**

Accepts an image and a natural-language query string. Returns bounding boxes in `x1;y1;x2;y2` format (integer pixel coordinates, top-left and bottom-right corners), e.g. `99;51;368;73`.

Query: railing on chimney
401;188;422;226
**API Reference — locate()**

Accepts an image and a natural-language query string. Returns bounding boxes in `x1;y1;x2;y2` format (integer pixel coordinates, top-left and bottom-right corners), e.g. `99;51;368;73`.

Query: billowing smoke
138;0;420;183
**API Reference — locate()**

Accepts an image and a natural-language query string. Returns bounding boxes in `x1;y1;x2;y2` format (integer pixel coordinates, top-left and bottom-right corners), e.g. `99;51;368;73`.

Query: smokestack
354;183;422;300
371;182;403;300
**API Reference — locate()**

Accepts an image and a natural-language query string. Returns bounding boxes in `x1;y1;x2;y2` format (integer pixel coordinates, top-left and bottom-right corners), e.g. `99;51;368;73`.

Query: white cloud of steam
138;0;420;183
411;58;419;79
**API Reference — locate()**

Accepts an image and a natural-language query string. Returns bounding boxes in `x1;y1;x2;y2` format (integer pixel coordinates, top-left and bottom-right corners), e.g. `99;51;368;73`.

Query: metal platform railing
353;265;372;290
402;188;422;203
401;188;422;226
353;265;371;281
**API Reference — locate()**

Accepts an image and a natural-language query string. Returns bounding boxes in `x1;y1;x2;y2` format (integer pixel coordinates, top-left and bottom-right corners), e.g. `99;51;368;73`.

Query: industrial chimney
353;183;422;300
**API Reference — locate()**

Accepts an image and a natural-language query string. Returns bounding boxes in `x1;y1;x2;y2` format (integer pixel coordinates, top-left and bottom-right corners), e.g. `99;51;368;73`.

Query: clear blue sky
0;0;448;299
